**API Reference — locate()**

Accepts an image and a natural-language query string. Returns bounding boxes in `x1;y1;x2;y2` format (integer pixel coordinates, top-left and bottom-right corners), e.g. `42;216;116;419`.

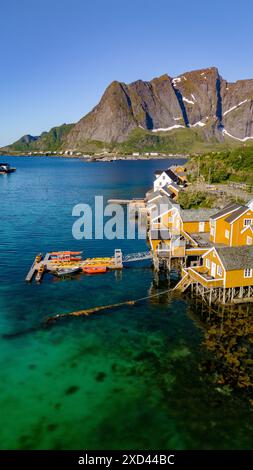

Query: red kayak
83;266;107;274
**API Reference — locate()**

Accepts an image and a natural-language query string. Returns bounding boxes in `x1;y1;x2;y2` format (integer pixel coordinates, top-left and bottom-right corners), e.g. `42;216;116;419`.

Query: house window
162;175;166;180
217;265;223;276
225;229;230;239
244;219;253;226
206;259;210;268
244;268;252;278
247;236;252;245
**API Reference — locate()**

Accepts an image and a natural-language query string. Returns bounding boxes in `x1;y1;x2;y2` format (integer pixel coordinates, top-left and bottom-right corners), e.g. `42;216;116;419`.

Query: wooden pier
107;198;145;205
25;261;37;282
25;249;154;283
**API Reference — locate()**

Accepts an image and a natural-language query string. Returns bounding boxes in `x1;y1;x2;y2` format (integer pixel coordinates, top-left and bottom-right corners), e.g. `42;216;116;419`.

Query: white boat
53;267;81;277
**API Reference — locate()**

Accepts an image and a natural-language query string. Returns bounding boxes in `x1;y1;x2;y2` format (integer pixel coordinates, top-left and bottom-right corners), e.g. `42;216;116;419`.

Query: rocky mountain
3;67;253;153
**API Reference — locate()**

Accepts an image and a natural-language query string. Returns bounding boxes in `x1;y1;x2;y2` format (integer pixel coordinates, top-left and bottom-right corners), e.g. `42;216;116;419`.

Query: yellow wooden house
177;208;218;234
149;204;218;259
210;203;253;246
187;245;253;290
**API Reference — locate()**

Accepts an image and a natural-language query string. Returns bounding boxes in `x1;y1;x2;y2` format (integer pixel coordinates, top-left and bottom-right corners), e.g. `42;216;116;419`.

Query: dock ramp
173;271;192;292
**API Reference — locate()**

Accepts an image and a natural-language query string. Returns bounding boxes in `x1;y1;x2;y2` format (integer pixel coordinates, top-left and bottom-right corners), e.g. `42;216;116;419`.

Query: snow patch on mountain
223;99;248;116
183;97;195;105
222;129;253;142
192;121;206;127
172;77;181;85
152;125;185;132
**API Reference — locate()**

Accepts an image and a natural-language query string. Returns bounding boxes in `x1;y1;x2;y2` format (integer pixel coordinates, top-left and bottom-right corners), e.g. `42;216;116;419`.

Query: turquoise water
0;156;252;450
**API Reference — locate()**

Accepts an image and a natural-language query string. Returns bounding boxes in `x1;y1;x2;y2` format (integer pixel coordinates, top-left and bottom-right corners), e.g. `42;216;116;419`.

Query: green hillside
3;124;74;153
187;146;253;185
116;127;233;154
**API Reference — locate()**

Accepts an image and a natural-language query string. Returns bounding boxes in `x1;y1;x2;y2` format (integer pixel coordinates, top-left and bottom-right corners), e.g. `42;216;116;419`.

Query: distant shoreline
0;153;189;162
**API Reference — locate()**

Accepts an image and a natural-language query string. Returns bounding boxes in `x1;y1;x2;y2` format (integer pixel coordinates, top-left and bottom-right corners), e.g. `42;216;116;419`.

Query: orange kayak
83;266;107;274
50;251;82;256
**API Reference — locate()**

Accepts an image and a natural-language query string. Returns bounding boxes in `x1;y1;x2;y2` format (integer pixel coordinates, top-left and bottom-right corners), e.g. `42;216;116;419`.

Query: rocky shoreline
0;152;189;162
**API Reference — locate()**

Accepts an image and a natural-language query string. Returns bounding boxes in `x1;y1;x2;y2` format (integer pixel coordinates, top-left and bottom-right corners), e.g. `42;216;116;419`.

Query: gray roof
190;232;213;247
150;228;171;240
167;182;180;191
145;188;154;197
210;203;242;220
150;196;175;219
160;187;173;197
216;246;253;271
146;190;162;202
154;168;180;183
225;206;248;224
180;208;218;222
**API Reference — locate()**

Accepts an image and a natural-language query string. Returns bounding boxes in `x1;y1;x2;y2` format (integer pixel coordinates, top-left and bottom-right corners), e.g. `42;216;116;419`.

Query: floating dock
25;249;152;283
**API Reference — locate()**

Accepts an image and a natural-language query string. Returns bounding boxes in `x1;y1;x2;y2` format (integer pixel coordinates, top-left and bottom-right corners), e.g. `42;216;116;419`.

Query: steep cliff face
128;75;183;130
221;79;253;140
170;67;223;128
66;75;183;145
4;67;253;152
66;81;137;145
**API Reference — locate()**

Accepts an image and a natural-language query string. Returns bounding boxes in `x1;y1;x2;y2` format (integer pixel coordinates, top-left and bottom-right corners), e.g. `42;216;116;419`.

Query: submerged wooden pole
45;300;136;324
44;289;172;325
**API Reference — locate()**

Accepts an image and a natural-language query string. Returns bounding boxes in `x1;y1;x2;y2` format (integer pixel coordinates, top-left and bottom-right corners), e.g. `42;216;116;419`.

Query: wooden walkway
25;254;50;283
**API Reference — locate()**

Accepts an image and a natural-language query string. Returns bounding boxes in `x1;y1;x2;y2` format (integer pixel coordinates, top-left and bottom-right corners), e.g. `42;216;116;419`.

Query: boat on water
53;267;81;277
83;266;107;274
0;163;16;174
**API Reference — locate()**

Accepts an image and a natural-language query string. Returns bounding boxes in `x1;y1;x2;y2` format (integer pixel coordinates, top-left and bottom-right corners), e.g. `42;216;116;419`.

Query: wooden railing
188;267;224;288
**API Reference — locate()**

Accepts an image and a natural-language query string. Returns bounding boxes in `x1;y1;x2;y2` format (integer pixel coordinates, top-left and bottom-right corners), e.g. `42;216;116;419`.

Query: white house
153;168;181;191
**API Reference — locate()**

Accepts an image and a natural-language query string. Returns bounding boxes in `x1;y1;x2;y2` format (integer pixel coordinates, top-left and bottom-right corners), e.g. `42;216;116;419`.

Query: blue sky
0;0;252;146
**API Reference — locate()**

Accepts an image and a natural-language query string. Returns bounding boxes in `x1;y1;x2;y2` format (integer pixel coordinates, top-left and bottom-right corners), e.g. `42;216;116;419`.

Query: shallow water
0;156;252;450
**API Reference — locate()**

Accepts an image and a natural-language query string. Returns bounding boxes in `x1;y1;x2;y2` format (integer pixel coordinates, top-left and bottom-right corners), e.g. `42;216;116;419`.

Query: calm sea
0;156;252;450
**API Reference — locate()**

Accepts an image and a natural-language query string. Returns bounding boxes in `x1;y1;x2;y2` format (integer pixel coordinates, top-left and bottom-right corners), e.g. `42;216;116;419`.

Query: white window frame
199;221;205;232
246;236;252;245
244;268;252;278
206;259;210;268
225;229;230;239
217;265;223;277
244;219;252;227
